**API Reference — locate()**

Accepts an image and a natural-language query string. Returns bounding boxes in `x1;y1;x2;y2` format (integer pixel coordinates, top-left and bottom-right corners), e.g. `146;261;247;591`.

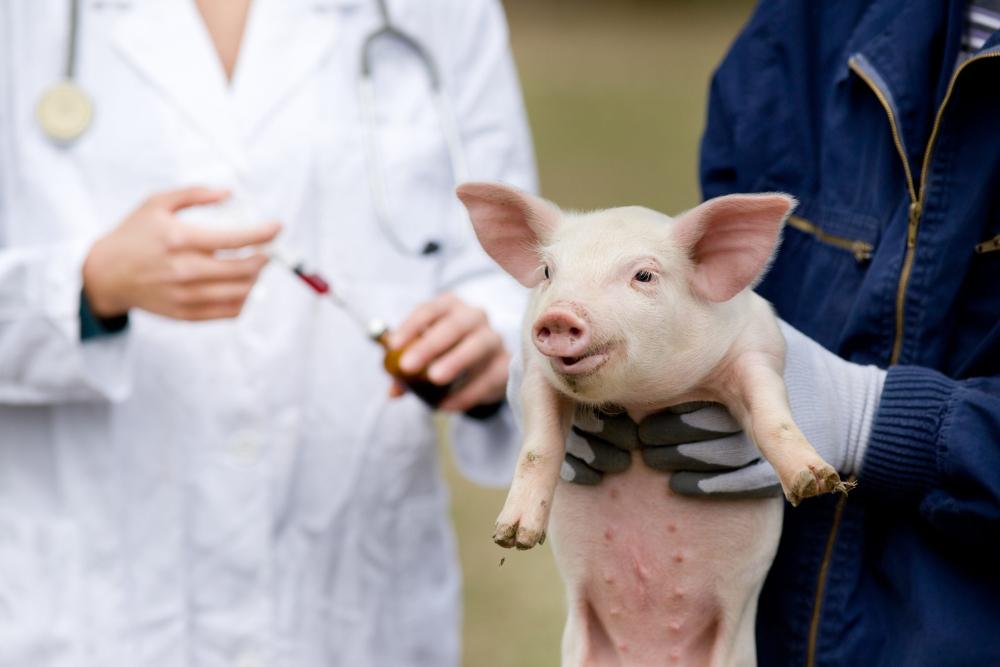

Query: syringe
268;251;453;408
268;250;376;336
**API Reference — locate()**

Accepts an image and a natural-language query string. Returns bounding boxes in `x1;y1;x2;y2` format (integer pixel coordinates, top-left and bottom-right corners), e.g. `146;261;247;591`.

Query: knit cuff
861;365;953;503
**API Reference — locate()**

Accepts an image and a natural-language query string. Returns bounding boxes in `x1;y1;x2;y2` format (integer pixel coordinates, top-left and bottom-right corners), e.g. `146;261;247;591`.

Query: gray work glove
562;321;887;498
563;402;783;497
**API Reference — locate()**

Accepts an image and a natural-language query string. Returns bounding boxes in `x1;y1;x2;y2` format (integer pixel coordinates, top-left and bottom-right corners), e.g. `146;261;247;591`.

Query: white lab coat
0;0;534;665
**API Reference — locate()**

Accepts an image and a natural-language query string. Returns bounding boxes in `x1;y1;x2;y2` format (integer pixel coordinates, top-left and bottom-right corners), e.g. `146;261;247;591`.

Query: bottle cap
367;319;389;341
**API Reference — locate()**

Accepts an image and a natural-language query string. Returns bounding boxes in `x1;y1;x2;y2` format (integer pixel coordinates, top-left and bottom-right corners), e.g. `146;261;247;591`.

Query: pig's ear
456;182;563;287
673;193;796;302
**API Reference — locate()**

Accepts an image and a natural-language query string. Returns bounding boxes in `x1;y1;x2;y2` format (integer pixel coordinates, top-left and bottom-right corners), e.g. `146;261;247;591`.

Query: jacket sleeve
862;368;1000;549
434;0;536;487
699;0;774;201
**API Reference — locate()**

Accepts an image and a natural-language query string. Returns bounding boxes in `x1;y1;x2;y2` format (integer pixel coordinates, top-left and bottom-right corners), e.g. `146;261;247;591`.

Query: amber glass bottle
369;320;451;408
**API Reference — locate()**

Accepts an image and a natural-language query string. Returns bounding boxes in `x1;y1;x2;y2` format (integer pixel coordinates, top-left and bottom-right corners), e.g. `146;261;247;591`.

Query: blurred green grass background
446;2;755;665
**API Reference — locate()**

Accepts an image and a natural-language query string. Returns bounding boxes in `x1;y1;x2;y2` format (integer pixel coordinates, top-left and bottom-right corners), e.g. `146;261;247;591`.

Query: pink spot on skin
673;551;685;564
604;574;615;585
667;523;677;533
673;587;685;599
609;488;620;500
669;620;683;632
618;643;629;653
670;649;681;661
604;527;614;542
609;607;622;617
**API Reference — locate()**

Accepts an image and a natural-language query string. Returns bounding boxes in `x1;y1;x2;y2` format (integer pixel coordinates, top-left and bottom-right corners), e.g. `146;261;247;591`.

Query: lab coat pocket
393;496;460;666
0;513;83;664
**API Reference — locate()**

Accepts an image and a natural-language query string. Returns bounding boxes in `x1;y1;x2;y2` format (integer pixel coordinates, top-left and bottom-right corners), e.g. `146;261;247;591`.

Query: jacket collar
843;0;967;176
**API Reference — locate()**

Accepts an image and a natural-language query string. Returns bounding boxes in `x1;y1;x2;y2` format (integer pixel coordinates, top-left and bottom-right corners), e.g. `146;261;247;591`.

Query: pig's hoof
515;526;545;550
786;463;845;506
493;521;545;550
812;463;842;494
493;522;518;549
786;470;817;506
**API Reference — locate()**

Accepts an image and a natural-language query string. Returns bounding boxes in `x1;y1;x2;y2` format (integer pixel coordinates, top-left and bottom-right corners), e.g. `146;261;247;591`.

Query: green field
446;3;755;665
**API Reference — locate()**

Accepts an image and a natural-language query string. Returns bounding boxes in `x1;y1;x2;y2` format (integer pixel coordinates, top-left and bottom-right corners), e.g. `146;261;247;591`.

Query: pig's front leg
494;357;574;549
730;354;852;506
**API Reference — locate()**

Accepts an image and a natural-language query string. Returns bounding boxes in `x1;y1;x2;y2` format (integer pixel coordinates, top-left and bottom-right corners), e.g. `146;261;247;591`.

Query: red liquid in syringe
292;266;330;294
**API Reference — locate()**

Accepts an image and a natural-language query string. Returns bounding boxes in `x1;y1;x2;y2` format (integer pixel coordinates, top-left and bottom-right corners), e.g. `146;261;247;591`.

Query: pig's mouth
550;346;611;376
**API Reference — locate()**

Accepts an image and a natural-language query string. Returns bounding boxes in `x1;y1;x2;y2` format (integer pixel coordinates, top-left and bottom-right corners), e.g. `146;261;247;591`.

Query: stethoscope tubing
66;0;81;79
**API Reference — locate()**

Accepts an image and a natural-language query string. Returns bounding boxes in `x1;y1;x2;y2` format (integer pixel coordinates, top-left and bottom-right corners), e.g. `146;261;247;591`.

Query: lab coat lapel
110;0;248;174
232;0;357;138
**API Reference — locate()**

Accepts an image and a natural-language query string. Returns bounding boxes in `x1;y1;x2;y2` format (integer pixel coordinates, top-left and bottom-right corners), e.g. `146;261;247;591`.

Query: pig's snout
533;309;591;359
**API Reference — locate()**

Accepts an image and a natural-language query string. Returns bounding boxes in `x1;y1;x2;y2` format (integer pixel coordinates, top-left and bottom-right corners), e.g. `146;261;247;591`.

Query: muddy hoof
786;469;818;506
493;522;518;549
812;463;842;494
515;526;545;550
786;463;851;506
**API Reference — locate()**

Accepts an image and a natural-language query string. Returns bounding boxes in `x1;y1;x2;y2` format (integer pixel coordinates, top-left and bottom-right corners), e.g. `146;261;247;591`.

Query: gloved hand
562;320;887;498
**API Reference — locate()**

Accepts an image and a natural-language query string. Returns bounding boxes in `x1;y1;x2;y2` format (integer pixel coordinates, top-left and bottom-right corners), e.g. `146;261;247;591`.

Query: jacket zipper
786;215;874;262
801;51;1000;667
805;484;852;667
849;50;1000;366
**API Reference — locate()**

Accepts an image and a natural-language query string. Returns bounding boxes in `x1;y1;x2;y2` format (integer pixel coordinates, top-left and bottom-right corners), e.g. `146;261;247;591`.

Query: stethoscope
37;0;471;258
36;0;93;143
360;0;470;257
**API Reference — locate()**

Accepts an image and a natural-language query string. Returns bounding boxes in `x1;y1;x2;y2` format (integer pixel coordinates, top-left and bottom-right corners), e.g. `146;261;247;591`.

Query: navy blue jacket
700;1;1000;664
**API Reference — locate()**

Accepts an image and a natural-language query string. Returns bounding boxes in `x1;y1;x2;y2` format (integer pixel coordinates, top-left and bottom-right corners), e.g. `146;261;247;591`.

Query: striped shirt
959;0;1000;63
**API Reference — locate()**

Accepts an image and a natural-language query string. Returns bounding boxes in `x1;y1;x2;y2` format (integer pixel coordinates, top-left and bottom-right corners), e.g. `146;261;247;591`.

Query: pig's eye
634;269;654;283
543;265;550;280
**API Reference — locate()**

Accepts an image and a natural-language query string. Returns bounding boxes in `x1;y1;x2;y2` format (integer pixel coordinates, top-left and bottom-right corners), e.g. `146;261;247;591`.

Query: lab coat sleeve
0;241;132;404
0;2;130;405
436;0;537;487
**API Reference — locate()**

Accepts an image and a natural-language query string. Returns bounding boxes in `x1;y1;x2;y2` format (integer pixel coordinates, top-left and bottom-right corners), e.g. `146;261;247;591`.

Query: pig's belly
549;460;783;667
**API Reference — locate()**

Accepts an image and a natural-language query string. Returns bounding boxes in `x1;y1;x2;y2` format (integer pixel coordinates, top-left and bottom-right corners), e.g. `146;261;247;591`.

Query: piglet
456;183;850;666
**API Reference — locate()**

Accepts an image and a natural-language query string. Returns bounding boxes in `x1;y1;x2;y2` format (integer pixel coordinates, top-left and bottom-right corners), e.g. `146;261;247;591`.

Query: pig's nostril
537;327;551;341
569;327;582;339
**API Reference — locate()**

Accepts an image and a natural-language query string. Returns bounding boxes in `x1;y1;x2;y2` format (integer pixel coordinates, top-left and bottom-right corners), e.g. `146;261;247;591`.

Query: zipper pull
851;241;873;262
907;201;921;247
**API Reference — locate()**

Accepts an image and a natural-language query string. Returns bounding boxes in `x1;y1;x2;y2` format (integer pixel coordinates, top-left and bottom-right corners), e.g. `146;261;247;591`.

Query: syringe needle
269;252;372;334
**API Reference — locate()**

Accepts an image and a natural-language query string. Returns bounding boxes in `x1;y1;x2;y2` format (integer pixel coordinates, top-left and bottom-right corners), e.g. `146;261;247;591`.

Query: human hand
387;293;510;412
82;187;281;321
564;320;887;498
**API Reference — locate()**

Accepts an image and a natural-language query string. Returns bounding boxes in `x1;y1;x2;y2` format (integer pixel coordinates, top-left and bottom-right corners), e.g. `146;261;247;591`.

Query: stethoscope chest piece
36;81;93;144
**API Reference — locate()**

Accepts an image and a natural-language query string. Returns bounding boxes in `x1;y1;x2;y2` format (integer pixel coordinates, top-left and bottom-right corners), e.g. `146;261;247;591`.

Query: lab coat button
230;431;262;464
